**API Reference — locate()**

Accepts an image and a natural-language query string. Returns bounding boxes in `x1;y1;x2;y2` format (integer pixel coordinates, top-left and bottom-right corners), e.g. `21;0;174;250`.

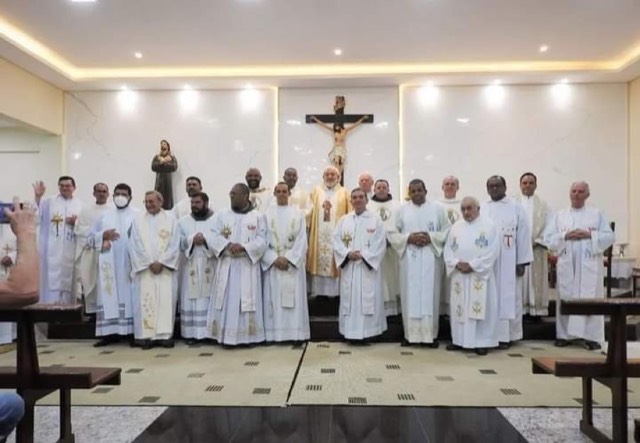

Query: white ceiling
1;0;640;90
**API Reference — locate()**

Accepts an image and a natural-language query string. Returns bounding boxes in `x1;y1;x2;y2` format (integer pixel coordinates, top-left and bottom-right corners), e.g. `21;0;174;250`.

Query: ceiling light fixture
134;52;143;59
333;48;343;56
70;0;97;3
539;45;549;53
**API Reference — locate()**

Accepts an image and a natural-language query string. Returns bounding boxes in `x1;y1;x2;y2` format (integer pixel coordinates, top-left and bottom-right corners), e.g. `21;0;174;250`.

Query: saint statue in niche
310;96;368;180
151;139;178;209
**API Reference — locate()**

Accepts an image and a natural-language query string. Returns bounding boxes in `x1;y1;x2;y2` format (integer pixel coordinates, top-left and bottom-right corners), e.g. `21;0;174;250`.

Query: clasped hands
564;229;591;240
101;229;120;251
194;232;206;246
0;256;12;267
274;256;290;271
407;232;431;247
227;242;246;255
347;251;363;261
455;261;473;274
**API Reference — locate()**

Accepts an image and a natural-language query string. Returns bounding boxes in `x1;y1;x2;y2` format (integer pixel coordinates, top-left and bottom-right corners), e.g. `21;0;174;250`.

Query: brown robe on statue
151;154;178;209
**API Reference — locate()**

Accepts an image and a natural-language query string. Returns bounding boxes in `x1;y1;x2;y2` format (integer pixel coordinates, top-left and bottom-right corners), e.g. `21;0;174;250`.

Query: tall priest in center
333;188;387;342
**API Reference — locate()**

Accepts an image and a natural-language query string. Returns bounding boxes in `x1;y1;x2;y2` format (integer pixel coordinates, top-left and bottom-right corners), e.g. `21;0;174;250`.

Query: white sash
46;198;79;292
98;250;120;319
278;269;296;308
450;273;465;323
468;275;488;320
498;210;517;319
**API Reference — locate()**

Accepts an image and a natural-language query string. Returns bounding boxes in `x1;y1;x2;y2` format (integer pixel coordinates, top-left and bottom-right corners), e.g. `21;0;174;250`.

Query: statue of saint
151;139;178;209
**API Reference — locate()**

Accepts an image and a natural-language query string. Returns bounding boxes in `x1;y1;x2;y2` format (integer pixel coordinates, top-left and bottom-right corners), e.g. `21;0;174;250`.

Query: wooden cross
305;95;374;124
322;200;332;222
51;213;64;237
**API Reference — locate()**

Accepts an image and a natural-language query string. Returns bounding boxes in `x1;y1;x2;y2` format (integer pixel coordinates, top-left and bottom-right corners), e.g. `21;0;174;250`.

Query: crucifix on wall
306;96;374;185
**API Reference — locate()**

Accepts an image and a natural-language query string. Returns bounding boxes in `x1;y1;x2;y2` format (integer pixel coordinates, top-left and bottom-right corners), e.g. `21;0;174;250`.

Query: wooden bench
0;304;121;443
532;298;640;443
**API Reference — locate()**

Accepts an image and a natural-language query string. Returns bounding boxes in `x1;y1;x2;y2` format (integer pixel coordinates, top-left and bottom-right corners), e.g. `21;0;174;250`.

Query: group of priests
0;166;614;355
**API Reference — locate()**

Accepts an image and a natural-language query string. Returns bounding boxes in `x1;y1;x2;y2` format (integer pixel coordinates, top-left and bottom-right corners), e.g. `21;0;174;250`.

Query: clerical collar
371;194;392;202
191;210;213;221
232;203;253;214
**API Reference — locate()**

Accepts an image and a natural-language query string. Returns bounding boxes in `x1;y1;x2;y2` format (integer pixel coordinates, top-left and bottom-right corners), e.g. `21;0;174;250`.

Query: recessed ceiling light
560;78;569;84
134;52;143;59
456;117;470;124
333;48;343;56
493;79;501;85
539;45;549;53
71;0;97;3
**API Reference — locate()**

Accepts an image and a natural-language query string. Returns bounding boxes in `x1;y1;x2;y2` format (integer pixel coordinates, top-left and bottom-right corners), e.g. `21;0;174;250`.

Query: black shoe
583;340;601;351
93;336;118;347
184;338;198;346
446;343;462;351
400;339;412;347
475;348;488;356
157;339;175;349
498;342;511;350
554;339;570;347
426;340;440;349
347;339;370;346
134;339;153;350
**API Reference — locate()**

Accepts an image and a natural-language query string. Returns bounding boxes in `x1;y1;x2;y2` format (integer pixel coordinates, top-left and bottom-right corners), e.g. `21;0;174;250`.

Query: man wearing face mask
89;184;139;347
74;183;112;315
178;192;216;344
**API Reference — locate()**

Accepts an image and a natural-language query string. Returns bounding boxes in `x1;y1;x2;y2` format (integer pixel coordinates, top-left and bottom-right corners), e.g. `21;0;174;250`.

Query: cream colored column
628;76;640;257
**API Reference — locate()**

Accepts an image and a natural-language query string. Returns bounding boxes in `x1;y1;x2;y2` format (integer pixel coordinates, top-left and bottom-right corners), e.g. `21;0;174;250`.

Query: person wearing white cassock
514;172;552;318
333;188;387;341
367;179;401;316
0;223;17;343
482;176;533;349
178;192;216;343
282;168;311;219
172;176;207;221
392;179;450;347
544;181;614;350
246;168;271;213
90;184;138;346
358;172;374;200
129;191;180;349
444;197;501;356
74;183;112;314
209;183;267;346
261;183;309;342
33;177;84;305
437;175;462;317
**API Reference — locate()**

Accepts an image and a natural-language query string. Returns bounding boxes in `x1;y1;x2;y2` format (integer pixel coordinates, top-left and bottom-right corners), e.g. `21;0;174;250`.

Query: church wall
0;59;63;135
402;83;629;243
0;127;61;202
63;89;277;210
629;76;640;256
278;87;400;195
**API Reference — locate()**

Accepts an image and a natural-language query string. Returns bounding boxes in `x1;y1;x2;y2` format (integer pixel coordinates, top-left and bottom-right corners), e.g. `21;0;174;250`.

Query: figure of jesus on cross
307;96;373;184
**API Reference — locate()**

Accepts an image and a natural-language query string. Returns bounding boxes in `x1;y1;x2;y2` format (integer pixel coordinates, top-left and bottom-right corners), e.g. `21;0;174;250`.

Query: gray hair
144;190;164;203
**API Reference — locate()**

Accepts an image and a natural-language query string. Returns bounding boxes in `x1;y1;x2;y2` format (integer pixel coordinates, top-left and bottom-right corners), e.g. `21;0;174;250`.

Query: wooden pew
532;298;640;443
0;304;121;443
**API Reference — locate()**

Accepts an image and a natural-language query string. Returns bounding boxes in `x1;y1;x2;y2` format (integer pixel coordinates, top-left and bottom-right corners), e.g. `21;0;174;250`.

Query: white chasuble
179;215;216;300
129;210;180;339
38;195;83;303
544;206;614;342
0;225;16;343
444;217;501;349
333;210;387;339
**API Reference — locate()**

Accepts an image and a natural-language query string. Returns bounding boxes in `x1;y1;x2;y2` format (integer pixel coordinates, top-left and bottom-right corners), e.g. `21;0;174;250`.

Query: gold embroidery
51;213;64;237
341;232;353;248
221;225;232;239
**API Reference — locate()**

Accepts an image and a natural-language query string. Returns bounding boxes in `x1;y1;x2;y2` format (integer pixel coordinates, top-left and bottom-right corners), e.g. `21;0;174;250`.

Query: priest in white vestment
89;183;137;346
367;179;401;316
178;192;216;343
307;166;351;297
333;188;387;341
172;176;207;220
282;167;311;218
514;172;552;317
246;168;271;212
544;181;614;350
358;172;374;200
74;183;112;314
482;176;533;348
129;191;180;349
444;197;501;355
33;177;83;304
262;183;309;342
437;175;462;316
0;223;17;343
209;183;267;346
392;179;450;347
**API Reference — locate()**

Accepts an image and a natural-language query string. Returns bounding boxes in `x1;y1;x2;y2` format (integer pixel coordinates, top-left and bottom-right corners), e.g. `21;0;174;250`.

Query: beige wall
0;59;63;135
630;76;640;257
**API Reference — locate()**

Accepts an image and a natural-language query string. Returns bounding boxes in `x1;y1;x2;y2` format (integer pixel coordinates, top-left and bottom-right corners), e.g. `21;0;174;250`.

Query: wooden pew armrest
0;366;121;389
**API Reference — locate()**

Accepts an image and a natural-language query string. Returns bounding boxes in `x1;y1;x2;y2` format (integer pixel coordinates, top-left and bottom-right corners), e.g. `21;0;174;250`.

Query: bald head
442;176;459;199
245;168;262;191
283;167;298;189
460;196;480;222
570;181;590;209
